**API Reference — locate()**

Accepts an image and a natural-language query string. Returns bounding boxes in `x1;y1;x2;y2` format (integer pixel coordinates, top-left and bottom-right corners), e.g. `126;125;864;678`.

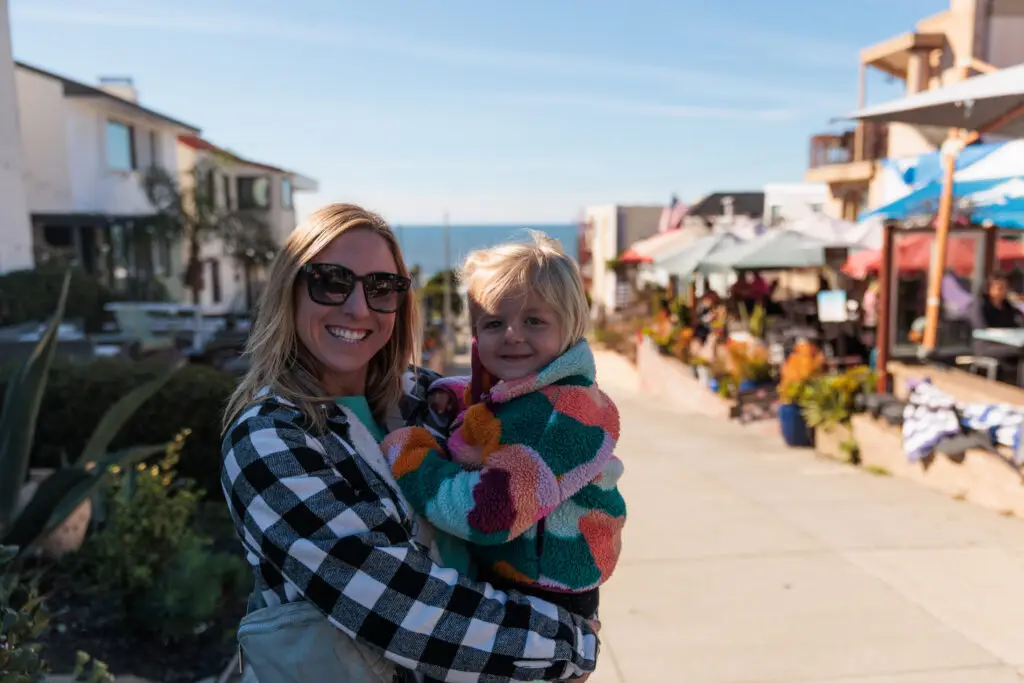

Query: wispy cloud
491;93;805;121
11;1;852;107
327;158;604;172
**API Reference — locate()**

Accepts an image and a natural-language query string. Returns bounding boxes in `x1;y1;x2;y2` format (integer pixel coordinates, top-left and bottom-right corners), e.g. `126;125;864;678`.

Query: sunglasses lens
365;277;408;313
308;265;354;305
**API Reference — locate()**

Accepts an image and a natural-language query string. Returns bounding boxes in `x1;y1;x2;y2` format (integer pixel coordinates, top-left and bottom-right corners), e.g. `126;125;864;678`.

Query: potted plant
722;339;773;392
671;327;694;365
777;342;825;447
799;365;876;462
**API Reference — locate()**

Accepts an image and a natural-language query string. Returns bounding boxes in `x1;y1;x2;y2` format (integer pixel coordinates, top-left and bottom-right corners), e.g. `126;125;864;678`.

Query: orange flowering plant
671;327;694;363
778;342;826;404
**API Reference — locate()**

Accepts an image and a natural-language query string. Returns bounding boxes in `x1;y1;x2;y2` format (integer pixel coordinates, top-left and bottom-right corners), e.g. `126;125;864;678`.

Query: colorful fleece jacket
381;340;626;594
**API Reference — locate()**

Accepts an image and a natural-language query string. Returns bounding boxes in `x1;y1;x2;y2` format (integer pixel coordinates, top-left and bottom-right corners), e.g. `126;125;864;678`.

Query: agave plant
0;271;181;559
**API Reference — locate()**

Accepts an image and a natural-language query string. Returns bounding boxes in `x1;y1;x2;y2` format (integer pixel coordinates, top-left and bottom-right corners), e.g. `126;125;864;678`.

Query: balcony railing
808;122;889;169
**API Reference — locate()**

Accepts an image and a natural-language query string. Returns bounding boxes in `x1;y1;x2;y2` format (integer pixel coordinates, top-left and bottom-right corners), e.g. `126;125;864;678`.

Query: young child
382;232;625;620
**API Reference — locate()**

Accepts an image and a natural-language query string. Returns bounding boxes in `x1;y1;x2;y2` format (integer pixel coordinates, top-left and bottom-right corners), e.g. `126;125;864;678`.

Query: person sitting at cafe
970;271;1024;330
969;271;1024;370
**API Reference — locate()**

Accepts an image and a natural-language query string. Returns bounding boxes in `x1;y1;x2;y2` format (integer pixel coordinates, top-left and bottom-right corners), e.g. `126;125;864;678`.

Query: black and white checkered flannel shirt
221;367;599;682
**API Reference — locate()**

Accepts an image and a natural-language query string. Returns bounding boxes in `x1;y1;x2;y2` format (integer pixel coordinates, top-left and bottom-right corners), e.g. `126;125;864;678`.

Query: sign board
817;289;848;323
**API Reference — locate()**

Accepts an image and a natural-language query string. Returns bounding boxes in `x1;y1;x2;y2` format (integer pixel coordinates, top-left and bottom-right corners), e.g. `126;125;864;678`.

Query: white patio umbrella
784;214;863;247
849;64;1024;352
696;230;831;274
850;63;1024;137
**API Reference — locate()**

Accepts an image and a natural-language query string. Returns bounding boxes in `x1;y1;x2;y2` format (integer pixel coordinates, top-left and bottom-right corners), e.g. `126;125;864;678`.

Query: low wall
889;361;1024;405
636;337;732;419
853;414;1024;517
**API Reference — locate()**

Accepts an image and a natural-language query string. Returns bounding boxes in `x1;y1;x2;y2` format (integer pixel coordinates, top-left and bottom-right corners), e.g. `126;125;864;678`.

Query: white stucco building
177;135;317;313
762;183;829;225
581;204;663;315
14;61;200;296
0;0;32;272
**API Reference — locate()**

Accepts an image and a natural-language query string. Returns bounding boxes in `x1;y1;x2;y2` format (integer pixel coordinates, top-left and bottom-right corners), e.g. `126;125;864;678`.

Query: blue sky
10;0;947;224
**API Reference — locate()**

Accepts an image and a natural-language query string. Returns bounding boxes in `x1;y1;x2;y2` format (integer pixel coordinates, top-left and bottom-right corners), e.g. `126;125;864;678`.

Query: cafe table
972;328;1024;385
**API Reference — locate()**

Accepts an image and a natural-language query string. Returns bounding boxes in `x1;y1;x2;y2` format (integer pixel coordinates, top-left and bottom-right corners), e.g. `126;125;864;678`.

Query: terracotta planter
16;468;92;559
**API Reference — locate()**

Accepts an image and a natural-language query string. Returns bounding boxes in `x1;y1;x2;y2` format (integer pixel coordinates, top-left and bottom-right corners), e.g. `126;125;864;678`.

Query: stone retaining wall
889;361;1024;405
636;337;732;419
853;414;1024;516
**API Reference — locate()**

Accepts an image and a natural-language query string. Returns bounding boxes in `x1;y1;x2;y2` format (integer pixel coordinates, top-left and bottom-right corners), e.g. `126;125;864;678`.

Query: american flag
659;194;687;233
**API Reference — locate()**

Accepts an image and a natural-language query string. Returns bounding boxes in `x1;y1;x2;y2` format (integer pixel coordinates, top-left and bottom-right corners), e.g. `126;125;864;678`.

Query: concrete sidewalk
590;351;1024;683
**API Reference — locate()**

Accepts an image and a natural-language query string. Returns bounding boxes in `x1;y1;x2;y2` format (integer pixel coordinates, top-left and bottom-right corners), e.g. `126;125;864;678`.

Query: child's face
475;292;564;381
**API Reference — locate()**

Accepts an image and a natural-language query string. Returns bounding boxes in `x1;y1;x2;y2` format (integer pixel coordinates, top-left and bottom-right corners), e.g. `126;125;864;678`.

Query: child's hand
428;390;453;417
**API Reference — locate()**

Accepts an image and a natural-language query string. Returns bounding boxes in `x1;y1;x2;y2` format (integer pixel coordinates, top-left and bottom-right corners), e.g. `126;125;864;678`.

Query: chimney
722;195;735;221
98;76;138;103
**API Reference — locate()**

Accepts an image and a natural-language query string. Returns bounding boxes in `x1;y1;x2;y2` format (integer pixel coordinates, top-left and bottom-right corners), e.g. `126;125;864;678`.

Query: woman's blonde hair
462;230;588;351
223;203;419;432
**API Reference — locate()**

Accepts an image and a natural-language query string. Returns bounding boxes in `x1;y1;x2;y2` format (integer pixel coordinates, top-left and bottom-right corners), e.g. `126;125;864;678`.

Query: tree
142;163;275;304
419;268;463;319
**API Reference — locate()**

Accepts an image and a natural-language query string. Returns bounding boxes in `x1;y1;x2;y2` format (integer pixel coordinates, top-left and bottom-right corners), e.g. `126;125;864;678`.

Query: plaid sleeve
223;409;599;682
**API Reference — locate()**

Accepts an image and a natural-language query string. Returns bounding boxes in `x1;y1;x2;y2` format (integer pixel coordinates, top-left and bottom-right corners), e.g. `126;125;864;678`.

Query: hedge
0;358;236;499
0;266;170;332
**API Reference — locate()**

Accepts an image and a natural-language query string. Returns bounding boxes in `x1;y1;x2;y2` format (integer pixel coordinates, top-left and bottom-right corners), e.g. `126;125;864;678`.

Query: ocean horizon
392;224;578;281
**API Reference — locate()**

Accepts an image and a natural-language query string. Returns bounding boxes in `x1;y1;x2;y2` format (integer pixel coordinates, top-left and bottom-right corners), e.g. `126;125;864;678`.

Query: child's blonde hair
462;230;589;351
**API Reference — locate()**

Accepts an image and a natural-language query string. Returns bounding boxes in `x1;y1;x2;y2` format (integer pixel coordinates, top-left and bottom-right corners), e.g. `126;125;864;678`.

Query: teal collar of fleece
486;339;595;404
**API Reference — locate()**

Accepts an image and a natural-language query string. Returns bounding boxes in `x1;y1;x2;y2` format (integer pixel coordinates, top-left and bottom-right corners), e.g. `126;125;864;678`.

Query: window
149;130;160;166
237;176;270;210
202;168;217;205
282;177;293;209
221;174;231;209
209;259;222;304
809;203;824;214
154;235;171;275
768;205;782;227
106;120;136;171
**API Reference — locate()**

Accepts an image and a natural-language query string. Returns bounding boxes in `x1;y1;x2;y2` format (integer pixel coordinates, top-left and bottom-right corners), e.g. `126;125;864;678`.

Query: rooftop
15;61;200;133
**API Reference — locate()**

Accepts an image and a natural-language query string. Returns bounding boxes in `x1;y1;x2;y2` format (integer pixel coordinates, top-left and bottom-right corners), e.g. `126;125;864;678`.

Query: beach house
805;0;1024;220
13;61;200;297
176;135;318;313
0;0;32;272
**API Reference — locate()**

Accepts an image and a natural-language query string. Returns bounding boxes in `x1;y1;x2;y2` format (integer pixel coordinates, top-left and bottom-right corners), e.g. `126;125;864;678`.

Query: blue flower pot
708;378;719;393
739;380;761;392
778;403;813;447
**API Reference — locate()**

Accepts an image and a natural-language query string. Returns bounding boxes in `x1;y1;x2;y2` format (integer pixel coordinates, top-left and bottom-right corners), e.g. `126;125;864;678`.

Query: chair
955;355;999;380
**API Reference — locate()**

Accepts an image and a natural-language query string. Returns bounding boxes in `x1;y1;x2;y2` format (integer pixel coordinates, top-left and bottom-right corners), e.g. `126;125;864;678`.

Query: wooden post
875;221;894;394
919;102;1024;351
920;132;959;351
982;223;996;277
855;64;867;161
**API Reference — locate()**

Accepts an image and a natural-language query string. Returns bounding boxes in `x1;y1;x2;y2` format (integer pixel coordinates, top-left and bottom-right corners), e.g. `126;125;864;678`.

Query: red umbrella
617;247;652;264
843;235;1024;278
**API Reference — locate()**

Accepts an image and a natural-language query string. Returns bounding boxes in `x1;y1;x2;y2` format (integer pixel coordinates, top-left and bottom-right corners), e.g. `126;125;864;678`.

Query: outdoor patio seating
955;354;1000;380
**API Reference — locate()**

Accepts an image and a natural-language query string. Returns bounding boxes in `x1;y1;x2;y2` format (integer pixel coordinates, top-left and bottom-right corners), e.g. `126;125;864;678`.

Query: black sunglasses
301;263;410;313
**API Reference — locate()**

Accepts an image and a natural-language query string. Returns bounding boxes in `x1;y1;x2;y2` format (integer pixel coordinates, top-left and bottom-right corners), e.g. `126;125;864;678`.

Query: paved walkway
589;350;1024;683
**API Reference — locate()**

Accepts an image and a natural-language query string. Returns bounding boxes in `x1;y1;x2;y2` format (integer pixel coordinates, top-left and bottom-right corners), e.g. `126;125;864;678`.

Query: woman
221;204;599;683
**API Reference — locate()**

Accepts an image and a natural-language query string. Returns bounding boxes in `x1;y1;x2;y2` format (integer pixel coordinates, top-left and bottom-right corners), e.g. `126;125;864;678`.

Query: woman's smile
326;325;371;343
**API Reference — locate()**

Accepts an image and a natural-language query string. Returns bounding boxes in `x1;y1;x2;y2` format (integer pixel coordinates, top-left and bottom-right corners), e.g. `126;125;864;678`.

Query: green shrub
0;359;235;500
0;545;113;683
0;266;171;333
73;435;249;641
